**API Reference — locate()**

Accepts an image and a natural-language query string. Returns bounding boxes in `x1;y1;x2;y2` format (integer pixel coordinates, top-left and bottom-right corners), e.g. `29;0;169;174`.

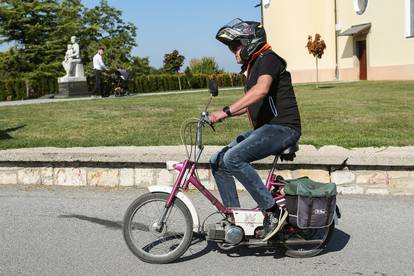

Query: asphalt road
0;185;413;276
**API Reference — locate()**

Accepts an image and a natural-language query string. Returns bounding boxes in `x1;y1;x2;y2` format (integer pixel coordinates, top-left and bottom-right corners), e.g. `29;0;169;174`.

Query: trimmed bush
128;73;245;94
0;77;57;101
0;73;245;101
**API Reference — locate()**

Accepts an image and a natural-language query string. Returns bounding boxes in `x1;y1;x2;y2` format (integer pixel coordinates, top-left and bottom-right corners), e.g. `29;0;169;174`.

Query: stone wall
0;145;413;195
0;164;413;195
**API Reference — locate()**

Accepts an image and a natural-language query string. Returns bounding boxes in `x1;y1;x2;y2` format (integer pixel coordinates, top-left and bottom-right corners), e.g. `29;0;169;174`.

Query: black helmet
216;18;267;62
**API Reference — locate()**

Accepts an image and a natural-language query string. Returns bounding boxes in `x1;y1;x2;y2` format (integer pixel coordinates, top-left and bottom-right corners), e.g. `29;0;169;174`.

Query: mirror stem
205;96;213;112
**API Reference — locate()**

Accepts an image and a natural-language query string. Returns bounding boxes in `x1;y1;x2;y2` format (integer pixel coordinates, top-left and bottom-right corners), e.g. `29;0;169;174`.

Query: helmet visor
223;18;255;36
228;41;241;53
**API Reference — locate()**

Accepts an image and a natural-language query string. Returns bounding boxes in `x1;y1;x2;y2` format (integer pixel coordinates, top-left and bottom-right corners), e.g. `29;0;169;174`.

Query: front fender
148;185;200;232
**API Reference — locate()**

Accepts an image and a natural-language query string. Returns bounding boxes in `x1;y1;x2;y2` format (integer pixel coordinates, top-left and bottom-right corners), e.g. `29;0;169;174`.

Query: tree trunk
178;74;182;90
316;58;319;88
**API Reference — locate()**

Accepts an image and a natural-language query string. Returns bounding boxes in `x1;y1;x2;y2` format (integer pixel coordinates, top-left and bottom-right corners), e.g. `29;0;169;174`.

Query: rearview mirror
208;80;218;97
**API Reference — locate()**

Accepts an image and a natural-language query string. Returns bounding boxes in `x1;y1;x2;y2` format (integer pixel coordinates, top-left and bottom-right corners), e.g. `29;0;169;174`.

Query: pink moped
123;81;339;264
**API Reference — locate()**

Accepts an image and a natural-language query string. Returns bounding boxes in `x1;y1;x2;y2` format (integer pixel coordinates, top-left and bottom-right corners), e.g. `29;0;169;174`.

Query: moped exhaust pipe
283;239;324;245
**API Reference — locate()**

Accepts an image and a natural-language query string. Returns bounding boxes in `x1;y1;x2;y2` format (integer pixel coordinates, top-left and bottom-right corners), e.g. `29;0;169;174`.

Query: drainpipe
334;0;339;80
261;0;264;26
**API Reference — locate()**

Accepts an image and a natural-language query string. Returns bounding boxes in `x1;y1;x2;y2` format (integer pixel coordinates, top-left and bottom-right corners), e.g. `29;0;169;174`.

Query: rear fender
148;185;200;232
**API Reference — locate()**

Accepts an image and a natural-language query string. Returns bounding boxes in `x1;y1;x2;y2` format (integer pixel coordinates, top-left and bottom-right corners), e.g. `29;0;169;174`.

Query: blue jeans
209;124;300;211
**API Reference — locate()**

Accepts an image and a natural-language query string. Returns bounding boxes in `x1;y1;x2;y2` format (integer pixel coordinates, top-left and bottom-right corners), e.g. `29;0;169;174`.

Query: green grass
0;81;413;149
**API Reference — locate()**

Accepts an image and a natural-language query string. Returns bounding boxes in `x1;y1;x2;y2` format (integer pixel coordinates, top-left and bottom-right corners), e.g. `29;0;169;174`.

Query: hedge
0;77;58;101
129;73;245;94
0;73;244;101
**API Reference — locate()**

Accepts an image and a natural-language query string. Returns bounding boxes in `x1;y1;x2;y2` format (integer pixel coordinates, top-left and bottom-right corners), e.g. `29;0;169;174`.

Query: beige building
262;0;414;82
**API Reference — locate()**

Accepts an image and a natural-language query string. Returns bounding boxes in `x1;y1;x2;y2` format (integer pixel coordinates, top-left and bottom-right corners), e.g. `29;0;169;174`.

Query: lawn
0;81;413;149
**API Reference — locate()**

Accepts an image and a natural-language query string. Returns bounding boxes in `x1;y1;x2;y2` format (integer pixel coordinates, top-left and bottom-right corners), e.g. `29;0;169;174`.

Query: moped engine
224;226;244;244
206;222;244;245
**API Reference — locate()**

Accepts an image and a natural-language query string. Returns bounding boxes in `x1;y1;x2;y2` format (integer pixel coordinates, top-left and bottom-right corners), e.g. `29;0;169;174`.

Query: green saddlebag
283;177;337;229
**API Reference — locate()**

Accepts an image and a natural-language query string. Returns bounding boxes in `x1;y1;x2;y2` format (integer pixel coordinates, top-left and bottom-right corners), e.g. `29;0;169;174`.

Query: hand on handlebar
208;110;227;124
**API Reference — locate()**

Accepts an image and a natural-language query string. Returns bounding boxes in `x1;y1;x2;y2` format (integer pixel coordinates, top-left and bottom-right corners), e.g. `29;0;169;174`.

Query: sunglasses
228;42;241;53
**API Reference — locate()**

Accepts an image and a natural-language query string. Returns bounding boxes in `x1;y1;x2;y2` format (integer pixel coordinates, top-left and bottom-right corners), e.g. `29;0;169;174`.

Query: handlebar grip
197;122;203;149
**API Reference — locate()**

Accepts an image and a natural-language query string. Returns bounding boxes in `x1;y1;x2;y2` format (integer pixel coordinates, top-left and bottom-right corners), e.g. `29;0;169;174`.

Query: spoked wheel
123;192;193;264
283;223;335;258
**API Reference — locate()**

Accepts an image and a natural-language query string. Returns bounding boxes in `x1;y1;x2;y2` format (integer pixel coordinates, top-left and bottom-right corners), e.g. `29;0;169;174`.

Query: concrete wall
263;0;336;83
337;0;414;80
263;0;414;82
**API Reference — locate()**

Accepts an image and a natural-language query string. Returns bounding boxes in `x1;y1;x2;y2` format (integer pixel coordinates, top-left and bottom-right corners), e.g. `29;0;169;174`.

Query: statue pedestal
57;76;90;98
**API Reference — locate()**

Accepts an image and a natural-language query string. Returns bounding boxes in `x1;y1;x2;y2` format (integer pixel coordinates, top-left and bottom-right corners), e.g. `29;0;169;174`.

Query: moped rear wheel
283;223;335;258
123;192;193;264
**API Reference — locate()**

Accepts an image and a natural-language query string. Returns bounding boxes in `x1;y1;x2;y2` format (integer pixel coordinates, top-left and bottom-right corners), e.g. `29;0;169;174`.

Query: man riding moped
209;19;302;240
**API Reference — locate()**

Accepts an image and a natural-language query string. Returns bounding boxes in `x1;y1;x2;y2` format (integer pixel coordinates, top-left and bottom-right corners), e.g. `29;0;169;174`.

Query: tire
123;192;193;264
284;222;335;258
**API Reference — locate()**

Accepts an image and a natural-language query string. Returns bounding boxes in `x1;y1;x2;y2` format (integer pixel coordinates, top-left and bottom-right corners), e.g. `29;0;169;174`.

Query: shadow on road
0;125;26;140
322;228;351;255
58;213;350;262
59;214;122;229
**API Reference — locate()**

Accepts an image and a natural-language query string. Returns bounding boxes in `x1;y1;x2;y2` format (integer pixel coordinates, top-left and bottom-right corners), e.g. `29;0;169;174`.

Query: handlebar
196;111;215;150
181;110;217;163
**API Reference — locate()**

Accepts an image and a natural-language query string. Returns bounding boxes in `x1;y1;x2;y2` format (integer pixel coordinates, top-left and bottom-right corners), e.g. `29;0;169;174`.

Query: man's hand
209;110;227;124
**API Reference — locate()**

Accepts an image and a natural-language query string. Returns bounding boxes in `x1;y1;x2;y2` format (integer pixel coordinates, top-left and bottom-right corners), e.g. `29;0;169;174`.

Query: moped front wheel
123;192;193;264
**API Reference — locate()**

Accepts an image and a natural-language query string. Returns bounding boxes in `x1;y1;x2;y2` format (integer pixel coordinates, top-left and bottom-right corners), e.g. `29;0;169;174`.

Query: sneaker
262;208;288;241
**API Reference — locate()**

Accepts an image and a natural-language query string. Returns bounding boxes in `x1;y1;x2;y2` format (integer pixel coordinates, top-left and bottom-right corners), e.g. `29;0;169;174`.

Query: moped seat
279;144;299;161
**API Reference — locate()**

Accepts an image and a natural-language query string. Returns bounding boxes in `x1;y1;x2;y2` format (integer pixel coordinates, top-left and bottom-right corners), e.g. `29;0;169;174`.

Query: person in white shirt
93;47;107;97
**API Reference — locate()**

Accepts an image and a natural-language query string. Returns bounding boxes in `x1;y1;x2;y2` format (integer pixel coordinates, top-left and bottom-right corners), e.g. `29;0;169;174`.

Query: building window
405;0;414;37
353;0;368;15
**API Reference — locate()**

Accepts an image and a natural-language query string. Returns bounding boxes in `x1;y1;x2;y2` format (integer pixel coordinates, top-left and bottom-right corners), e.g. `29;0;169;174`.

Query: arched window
353;0;368;15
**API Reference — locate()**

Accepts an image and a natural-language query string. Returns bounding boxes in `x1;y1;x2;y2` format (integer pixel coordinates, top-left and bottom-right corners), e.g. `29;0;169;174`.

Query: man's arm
231;107;248;116
98;55;107;70
209;74;273;123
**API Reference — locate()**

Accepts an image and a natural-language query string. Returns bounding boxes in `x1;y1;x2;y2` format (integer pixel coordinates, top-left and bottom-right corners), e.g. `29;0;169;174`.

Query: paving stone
355;171;388;185
331;169;356;185
87;169;119;187
389;178;414;190
292;169;330;183
387;171;412;179
365;188;390;195
55;168;87;186
157;169;174;186
0;168;18;185
18;168;41;185
134;168;155;188
40;167;54;185
119;168;134;187
275;170;293;180
337;186;364;195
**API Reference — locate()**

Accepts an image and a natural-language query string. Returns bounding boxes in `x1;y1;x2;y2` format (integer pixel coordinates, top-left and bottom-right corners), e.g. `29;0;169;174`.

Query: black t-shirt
245;50;301;134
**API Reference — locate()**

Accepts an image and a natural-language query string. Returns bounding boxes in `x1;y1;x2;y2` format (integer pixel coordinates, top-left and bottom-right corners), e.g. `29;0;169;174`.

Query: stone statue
57;36;89;97
61;36;83;79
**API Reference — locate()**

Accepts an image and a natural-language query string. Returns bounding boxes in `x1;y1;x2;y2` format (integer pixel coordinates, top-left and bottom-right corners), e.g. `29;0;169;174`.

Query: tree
80;0;137;77
306;33;326;88
187;57;220;74
162;50;185;74
129;56;157;77
0;0;64;77
0;0;137;80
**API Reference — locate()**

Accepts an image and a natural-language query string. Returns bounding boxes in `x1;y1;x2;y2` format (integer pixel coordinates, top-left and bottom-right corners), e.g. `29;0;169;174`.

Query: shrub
0;77;57;101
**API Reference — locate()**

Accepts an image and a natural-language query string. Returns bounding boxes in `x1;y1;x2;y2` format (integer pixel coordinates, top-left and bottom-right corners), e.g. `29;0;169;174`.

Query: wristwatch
222;106;232;117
